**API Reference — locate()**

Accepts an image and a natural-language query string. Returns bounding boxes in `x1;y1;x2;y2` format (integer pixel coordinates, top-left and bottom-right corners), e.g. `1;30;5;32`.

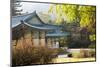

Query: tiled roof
11;11;70;37
11;11;62;30
24;22;61;30
11;12;33;28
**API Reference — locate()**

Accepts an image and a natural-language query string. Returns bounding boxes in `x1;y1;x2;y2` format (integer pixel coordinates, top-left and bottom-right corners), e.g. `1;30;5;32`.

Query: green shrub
89;50;96;57
89;44;96;49
12;46;58;66
68;53;72;57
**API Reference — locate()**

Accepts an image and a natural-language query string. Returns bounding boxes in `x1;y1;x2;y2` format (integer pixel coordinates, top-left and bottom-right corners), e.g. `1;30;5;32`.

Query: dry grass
12;45;58;66
52;58;95;63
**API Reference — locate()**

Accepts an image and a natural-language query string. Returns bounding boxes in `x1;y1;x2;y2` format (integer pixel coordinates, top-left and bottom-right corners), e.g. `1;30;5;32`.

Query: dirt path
52;58;95;63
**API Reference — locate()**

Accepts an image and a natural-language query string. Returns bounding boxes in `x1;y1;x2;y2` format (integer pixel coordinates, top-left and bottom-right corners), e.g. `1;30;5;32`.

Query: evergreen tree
11;0;23;16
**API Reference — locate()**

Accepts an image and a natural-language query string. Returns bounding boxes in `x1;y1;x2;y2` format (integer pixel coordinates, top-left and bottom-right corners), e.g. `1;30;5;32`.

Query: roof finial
20;20;24;24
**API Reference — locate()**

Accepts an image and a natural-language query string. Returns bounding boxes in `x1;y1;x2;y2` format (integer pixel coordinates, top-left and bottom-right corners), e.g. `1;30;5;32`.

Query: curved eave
46;32;70;37
12;21;61;31
11;11;37;28
24;22;55;30
43;24;62;29
12;22;21;28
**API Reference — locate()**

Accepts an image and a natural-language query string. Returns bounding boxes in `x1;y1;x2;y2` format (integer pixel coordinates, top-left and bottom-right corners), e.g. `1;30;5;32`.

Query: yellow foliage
89;34;96;41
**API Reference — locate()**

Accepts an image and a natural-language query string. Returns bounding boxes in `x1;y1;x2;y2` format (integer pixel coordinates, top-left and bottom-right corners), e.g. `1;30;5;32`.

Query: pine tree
11;0;23;16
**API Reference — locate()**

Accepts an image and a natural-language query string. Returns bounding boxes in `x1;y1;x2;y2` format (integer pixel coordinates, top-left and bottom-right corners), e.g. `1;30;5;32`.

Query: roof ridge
34;11;46;24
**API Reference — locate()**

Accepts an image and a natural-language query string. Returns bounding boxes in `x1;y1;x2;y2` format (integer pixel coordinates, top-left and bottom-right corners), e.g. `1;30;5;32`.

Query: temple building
12;11;69;48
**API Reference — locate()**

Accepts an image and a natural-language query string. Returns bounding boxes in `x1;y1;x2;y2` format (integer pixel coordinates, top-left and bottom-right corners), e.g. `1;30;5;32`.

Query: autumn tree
48;4;96;48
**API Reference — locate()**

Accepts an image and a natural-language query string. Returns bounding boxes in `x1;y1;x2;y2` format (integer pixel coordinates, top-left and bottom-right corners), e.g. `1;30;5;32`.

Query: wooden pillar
16;24;26;49
31;31;34;46
52;38;55;48
39;31;46;47
24;31;32;46
33;30;39;47
16;35;25;49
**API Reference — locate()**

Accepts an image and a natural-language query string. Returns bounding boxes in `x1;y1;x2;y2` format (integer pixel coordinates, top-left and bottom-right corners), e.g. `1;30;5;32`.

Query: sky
20;0;51;13
19;0;57;21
